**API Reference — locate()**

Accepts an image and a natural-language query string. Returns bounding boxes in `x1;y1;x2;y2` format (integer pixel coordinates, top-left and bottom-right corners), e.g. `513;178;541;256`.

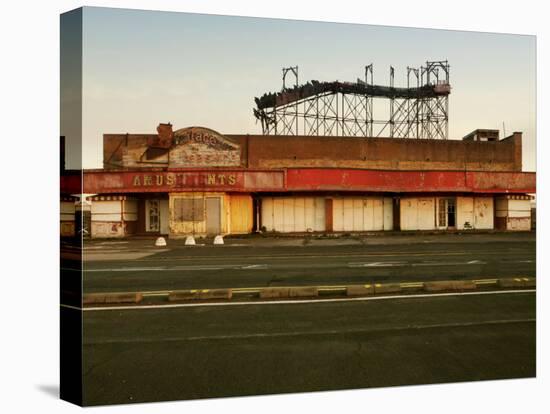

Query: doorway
145;199;169;234
145;200;160;232
447;198;456;228
437;197;456;229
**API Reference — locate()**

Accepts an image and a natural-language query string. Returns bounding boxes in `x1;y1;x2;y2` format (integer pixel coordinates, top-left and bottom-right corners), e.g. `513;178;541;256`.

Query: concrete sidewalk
81;231;536;250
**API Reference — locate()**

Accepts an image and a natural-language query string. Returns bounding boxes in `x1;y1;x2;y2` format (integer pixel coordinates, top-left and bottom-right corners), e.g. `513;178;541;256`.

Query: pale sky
63;7;536;171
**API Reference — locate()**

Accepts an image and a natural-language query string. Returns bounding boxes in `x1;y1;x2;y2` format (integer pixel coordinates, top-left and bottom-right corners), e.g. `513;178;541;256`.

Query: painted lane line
240;264;269;270
84;318;536;345
412;260;487;267
172;266;224;271
347;260;489;268
84;266;226;272
348;261;407;268
121;250;521;263
473;278;499;285
75;289;536;312
83;252;535;268
80;278;523;297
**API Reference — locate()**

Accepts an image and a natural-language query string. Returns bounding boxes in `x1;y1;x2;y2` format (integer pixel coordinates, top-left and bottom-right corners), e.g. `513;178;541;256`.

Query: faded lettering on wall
169;127;241;167
132;173;238;188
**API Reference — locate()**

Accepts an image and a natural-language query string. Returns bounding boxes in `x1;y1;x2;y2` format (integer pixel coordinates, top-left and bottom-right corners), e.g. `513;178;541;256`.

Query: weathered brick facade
59;126;533;238
104;130;522;172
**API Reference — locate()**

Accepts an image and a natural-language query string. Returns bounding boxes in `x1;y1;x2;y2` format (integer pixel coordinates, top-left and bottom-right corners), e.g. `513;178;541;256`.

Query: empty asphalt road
81;290;536;405
80;233;536;293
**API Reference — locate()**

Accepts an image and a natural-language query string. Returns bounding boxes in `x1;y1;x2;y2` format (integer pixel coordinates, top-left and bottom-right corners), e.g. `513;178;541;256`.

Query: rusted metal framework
253;61;451;139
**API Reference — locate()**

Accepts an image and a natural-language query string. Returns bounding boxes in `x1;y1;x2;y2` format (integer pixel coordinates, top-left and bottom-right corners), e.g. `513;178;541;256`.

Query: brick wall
231;133;522;172
104;131;523;172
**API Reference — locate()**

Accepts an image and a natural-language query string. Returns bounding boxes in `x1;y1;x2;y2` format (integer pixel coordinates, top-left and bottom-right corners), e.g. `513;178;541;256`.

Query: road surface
81;233;536;293
82;290;536;406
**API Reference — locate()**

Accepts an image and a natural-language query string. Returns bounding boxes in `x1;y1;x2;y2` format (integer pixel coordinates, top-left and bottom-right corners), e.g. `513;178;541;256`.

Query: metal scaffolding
253;60;451;139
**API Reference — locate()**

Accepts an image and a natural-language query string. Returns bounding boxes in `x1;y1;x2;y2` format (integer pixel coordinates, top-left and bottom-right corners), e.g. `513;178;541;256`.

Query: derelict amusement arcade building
60;61;536;238
60;123;535;239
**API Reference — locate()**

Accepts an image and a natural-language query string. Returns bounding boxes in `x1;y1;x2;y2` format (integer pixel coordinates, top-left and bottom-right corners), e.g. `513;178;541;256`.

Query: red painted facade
285;169;536;194
77;169;285;194
60;168;535;195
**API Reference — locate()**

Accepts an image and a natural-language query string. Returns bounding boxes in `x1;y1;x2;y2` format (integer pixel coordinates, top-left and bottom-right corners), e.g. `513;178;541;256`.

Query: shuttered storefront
456;196;494;230
401;197;436;231
261;196;393;233
261;197;325;232
332;197;393;232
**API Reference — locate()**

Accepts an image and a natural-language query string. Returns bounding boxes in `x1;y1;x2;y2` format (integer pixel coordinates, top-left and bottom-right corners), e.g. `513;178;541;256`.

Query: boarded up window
173;198;204;222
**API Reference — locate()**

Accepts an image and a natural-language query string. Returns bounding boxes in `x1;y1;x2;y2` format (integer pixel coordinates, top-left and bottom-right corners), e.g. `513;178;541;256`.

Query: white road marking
73;289;536;312
83;258;530;272
88;262;408;272
412;260;487;267
240;264;268;270
84;318;536;344
118;250;518;263
172;265;224;270
348;261;407;267
347;260;488;268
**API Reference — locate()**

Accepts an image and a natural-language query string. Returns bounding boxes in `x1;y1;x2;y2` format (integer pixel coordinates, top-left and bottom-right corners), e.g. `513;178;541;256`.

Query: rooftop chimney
154;123;174;148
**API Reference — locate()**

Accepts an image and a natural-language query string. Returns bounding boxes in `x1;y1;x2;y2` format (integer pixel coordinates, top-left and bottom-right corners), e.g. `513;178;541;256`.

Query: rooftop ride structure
253;61;451;139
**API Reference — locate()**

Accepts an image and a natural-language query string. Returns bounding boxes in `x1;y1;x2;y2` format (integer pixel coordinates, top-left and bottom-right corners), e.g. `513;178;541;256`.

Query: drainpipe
120;198;125;236
255;196;261;233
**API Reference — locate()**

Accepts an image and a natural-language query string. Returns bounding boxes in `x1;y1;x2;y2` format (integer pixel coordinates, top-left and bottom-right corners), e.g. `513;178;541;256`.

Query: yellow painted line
82;289;537;311
232;287;265;292
141;290;171;295
317;285;347;289
86;278;532;299
400;283;424;288
234;285;349;292
319;288;346;292
473;279;498;285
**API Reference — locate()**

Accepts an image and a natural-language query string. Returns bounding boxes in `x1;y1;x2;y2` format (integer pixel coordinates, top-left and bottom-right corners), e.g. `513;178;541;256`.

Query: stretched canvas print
60;6;536;406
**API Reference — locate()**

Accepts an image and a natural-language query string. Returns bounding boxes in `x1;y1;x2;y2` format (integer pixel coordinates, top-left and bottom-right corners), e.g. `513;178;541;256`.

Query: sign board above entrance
82;170;285;193
166;127;241;168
